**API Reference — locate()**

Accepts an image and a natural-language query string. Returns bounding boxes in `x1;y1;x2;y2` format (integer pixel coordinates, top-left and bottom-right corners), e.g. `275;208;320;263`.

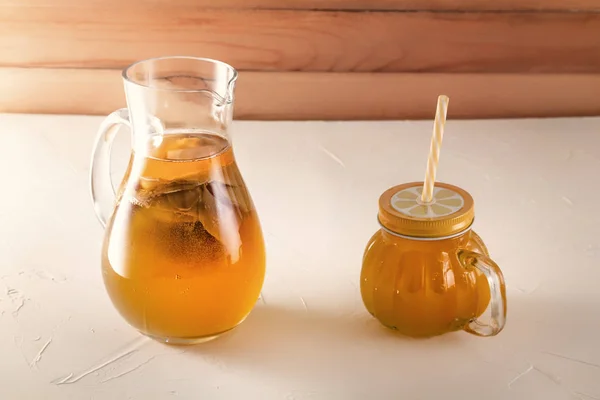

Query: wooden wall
1;0;599;119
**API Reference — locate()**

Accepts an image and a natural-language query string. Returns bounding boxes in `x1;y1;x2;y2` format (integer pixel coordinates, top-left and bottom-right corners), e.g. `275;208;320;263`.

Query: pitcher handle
457;249;507;337
89;109;131;228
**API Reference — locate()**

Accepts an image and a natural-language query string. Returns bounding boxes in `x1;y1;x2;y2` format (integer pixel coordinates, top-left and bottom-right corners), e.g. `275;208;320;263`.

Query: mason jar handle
457;249;507;337
89;109;131;228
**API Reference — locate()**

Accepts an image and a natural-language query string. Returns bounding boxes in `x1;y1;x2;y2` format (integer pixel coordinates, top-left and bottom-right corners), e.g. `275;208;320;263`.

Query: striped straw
421;95;450;204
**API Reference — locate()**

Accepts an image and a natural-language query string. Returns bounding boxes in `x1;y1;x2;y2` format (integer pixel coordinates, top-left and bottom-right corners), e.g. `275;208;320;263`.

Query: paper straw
421;95;449;204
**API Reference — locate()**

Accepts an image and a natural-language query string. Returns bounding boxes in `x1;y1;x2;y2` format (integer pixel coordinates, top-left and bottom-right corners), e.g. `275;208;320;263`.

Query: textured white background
0;114;599;399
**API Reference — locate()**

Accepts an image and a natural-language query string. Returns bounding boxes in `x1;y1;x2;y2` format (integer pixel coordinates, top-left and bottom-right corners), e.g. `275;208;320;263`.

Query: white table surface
0;114;599;400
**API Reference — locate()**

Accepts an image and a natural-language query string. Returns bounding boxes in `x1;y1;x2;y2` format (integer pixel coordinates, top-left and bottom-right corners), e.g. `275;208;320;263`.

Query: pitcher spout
122;56;238;141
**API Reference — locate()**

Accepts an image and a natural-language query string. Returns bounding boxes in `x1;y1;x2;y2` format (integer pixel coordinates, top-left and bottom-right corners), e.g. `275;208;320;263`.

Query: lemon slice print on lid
390;186;464;218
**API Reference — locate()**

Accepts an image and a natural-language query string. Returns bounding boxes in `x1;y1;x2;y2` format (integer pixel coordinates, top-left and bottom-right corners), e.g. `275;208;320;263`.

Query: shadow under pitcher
90;57;266;344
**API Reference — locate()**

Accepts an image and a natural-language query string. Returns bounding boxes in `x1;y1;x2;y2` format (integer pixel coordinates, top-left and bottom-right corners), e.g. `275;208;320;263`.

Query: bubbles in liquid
102;132;265;340
130;133;250;264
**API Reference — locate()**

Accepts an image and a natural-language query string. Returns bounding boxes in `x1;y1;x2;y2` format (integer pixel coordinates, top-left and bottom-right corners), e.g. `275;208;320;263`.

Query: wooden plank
1;8;600;73
1;0;599;12
1;67;599;119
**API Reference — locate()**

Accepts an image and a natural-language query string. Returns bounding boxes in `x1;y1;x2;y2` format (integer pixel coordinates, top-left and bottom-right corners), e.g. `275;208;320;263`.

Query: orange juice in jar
361;182;506;337
361;95;507;338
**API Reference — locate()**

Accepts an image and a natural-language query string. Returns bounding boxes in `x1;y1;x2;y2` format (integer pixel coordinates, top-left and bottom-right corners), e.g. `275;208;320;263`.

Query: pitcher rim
121;56;239;96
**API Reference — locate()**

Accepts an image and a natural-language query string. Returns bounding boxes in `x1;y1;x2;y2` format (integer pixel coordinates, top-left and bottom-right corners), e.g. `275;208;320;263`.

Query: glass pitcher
361;182;506;338
90;57;265;344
